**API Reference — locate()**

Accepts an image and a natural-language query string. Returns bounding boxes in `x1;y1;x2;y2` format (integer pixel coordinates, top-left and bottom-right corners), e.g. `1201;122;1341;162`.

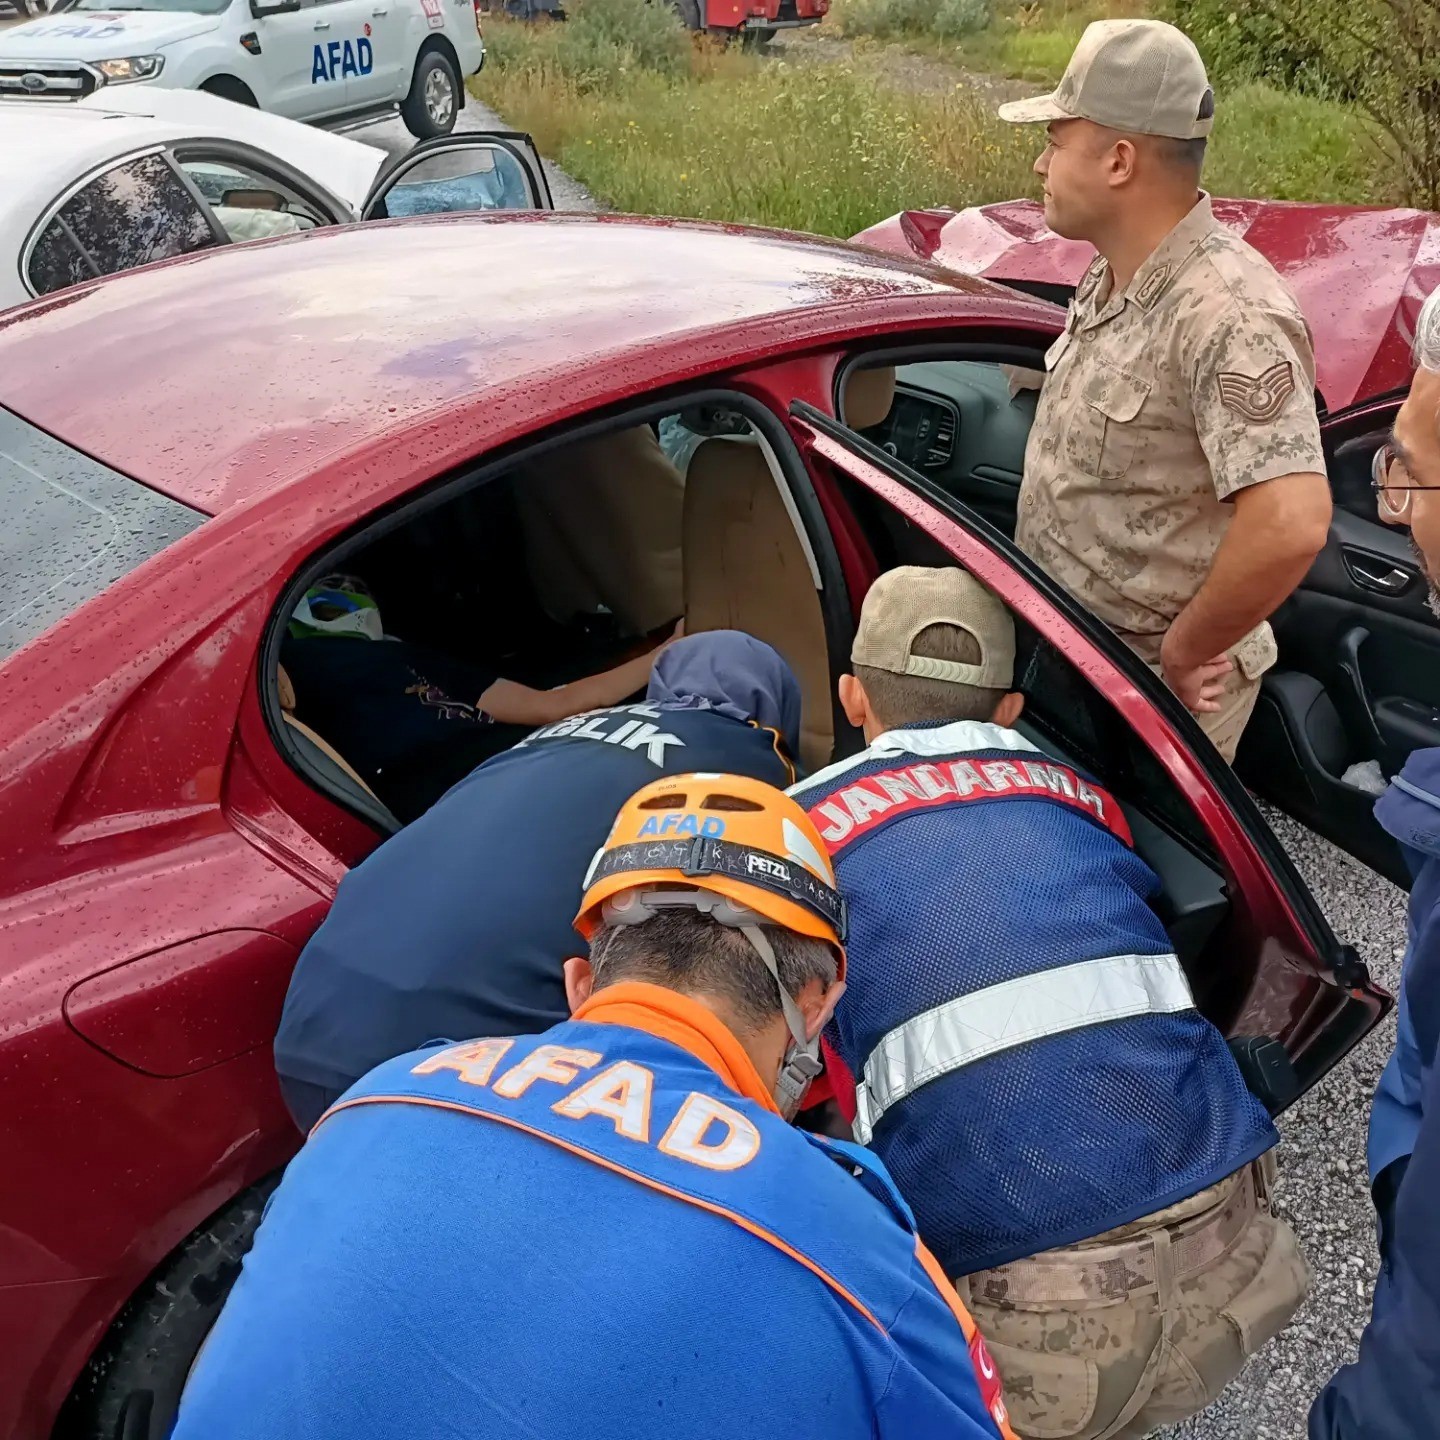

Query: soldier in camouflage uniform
1000;19;1333;762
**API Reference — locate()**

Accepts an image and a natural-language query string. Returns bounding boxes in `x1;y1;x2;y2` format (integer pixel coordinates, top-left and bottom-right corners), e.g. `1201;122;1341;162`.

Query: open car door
1238;392;1437;886
361;131;554;220
794;400;1390;1107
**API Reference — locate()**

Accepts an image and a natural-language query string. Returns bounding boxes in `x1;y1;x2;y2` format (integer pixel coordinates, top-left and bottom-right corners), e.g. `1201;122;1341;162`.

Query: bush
838;0;993;42
1162;0;1439;207
486;0;692;90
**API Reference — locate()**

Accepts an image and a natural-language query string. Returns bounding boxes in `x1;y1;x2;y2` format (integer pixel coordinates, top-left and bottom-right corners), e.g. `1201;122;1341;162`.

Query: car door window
363;135;553;219
174;155;331;242
26;153;219;298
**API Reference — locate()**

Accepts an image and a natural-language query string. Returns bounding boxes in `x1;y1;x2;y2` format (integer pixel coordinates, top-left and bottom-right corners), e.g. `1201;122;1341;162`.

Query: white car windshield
68;0;233;13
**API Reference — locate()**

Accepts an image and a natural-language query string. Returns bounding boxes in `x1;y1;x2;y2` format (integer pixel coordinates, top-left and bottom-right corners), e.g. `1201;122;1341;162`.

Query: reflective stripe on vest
854;952;1195;1144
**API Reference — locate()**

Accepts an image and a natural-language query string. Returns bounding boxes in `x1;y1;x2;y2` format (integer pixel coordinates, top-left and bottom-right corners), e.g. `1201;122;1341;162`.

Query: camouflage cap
998;19;1214;141
852;567;1015;689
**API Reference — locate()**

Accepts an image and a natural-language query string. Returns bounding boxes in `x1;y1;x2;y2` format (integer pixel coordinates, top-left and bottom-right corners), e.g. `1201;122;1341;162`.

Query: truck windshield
0;406;205;662
69;0;233;13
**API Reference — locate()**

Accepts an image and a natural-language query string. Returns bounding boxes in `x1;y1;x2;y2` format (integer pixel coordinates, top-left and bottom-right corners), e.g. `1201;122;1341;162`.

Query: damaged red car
0;204;1421;1438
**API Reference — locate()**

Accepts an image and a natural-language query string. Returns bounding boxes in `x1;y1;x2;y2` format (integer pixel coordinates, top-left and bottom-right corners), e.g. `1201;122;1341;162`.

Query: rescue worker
274;630;801;1131
173;776;1016;1440
1311;287;1440;1438
792;566;1308;1440
998;19;1332;761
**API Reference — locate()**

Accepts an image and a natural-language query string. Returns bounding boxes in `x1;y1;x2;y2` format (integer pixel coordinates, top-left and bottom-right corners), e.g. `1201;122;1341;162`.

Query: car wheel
401;47;460;139
55;1177;280;1440
199;76;259;107
20;0;59;14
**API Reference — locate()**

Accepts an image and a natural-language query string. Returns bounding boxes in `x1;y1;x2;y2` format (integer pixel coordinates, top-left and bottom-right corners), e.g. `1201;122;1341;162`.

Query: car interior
271;363;1250;1029
841;350;1436;886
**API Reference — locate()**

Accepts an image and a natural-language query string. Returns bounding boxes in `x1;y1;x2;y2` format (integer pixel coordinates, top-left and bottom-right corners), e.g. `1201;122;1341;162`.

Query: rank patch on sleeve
1217;361;1296;423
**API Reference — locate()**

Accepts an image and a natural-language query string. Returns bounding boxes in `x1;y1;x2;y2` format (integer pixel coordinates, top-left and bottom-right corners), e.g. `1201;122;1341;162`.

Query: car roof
0;212;1059;515
0;92;381;236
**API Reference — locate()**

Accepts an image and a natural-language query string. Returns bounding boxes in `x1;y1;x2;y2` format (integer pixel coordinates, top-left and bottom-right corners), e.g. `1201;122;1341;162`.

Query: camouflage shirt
1016;195;1325;665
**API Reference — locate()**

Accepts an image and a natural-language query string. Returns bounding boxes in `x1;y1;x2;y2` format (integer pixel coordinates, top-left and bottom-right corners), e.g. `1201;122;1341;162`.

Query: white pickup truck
0;0;485;137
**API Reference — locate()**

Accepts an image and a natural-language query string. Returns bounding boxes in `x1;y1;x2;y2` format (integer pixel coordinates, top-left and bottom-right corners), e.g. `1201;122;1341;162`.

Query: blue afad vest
176;1013;1013;1440
792;720;1277;1277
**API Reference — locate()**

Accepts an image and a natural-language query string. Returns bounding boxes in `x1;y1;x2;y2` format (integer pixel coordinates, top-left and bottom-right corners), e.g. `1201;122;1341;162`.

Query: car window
0;406;205;661
27;153;219;297
26;219;97;297
176;157;330;242
377;147;539;217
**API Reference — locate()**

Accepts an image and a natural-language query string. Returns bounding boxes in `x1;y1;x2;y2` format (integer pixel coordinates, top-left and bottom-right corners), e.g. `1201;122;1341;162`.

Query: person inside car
279;574;680;823
790;566;1307;1440
273;628;802;1132
1311;286;1440;1440
178;777;1015;1440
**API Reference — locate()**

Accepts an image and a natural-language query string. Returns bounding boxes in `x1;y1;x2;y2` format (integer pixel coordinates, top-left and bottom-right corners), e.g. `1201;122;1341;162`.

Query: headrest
844;367;897;431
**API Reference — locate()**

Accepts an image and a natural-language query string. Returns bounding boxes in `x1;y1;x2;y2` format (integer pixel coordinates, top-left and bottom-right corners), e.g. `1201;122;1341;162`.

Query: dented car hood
855;198;1440;411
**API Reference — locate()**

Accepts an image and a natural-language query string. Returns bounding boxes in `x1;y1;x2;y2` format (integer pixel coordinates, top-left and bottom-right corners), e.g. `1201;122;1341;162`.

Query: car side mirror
250;0;301;16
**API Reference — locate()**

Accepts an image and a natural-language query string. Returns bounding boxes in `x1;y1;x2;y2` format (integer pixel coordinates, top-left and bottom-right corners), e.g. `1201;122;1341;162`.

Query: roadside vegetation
833;0;1395;204
474;0;1408;240
474;0;1037;235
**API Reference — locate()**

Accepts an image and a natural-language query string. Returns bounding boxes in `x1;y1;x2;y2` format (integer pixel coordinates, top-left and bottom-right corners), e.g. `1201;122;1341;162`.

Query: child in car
791;566;1305;1440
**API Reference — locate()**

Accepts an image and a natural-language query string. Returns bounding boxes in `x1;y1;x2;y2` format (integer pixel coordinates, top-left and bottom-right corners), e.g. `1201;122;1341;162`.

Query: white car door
345;0;409;105
360;132;554;217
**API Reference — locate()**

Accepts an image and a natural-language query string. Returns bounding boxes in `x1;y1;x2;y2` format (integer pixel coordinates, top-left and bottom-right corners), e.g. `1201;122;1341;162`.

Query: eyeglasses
1373;444;1432;494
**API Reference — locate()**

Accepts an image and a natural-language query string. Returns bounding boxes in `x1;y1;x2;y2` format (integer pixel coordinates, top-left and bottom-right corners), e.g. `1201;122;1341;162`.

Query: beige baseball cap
997;19;1214;141
852;567;1015;689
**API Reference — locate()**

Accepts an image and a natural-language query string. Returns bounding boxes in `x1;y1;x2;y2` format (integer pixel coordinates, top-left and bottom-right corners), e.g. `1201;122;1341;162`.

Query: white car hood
0;10;221;58
78;88;386;214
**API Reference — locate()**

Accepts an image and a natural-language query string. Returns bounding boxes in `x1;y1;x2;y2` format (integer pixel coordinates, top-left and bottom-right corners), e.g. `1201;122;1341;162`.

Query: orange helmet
575;772;847;975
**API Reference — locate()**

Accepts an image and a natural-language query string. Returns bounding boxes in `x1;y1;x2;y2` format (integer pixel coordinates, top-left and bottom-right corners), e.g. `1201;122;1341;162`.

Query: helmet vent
637;794;687;810
703;794;765;812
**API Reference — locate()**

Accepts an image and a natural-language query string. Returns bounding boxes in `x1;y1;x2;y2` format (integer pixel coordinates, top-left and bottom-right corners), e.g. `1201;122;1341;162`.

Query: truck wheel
673;0;701;30
200;76;259;107
402;47;460;139
55;1178;279;1440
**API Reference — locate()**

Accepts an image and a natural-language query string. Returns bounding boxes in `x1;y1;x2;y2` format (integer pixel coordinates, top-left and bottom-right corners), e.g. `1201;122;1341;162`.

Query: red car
0;208;1414;1439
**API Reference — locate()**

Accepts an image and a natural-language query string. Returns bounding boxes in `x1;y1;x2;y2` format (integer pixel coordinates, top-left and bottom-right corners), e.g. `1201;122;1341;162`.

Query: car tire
401;47;461;139
55;1177;280;1440
20;0;58;14
199;76;259;107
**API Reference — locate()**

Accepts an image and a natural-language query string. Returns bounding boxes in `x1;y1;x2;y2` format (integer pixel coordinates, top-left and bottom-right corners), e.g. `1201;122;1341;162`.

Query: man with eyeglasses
1311;286;1440;1438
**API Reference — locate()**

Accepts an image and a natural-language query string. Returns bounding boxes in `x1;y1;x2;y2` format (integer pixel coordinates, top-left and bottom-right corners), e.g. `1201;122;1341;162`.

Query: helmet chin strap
740;923;823;1120
598;889;827;1119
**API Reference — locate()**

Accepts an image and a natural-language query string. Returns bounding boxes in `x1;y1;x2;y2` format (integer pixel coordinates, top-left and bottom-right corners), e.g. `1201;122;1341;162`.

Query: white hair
1417;286;1440;374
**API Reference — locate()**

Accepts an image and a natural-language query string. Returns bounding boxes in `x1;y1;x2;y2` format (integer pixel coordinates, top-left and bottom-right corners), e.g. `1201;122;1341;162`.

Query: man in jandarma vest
175;773;1016;1440
792;566;1309;1439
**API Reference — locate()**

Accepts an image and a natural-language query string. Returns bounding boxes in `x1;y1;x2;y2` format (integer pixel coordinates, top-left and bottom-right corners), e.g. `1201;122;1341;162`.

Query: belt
969;1161;1265;1307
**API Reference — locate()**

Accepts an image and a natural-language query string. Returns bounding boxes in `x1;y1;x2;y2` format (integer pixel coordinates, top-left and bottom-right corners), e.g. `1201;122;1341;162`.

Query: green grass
475;15;1039;236
476;0;1397;233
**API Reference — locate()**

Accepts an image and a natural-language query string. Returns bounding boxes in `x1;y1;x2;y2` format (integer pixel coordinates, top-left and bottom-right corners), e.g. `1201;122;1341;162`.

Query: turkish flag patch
1217;361;1296;423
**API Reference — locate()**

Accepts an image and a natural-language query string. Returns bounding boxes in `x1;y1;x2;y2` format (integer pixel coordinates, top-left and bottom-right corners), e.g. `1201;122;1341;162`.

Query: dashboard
859;359;1042;534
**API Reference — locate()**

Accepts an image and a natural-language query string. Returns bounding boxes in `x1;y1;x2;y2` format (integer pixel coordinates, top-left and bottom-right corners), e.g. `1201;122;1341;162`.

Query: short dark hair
588;907;837;1037
854;622;1006;729
1156;135;1208;176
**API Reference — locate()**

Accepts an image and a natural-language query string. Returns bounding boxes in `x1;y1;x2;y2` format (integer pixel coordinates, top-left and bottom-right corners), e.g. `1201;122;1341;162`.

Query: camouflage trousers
956;1156;1309;1439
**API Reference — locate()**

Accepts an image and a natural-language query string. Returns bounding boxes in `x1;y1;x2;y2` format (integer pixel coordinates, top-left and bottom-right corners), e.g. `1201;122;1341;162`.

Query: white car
0;0;484;137
2;87;551;308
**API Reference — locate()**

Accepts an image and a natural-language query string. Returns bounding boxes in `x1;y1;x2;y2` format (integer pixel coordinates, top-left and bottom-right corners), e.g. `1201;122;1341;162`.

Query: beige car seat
276;664;382;803
682;370;896;774
511;426;685;638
